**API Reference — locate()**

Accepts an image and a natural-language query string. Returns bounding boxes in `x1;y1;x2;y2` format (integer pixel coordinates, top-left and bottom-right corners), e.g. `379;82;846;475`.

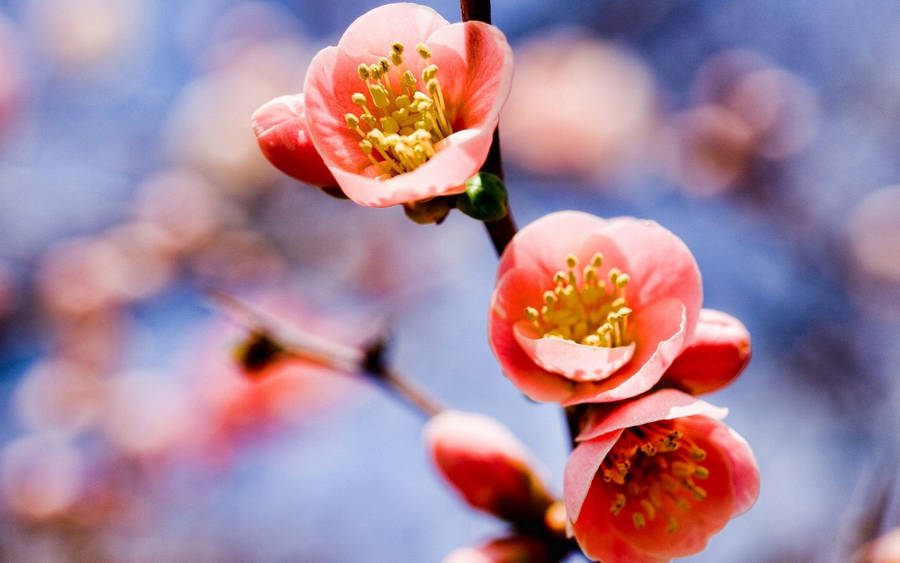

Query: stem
459;5;518;257
460;0;492;23
372;367;445;418
207;289;445;419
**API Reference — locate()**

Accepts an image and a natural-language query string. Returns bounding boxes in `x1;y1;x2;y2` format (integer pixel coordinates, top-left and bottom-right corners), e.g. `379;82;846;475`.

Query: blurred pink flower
443;535;551;563
658;309;751;396
182;291;372;460
488;211;702;405
502;28;657;181
857;527;900;563
425;410;553;522
258;2;513;207
565;389;759;562
252;94;337;188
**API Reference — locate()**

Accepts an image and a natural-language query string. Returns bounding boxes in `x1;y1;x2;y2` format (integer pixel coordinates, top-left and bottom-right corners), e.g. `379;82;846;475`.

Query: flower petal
488;268;574;402
599;217;703;343
251;94;337;188
661;308;751;395
564;430;623;521
703;421;759;516
576;389;729;442
604;417;736;559
561;299;688;405
496;211;610;281
573;480;670;563
513;322;635;382
337;2;449;61
426;21;514;130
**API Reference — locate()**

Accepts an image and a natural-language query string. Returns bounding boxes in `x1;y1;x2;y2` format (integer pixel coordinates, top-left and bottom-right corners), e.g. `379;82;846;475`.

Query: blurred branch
205;288;445;419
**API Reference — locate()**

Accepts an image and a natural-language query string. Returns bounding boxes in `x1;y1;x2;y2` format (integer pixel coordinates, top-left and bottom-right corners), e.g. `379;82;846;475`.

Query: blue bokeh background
0;0;898;561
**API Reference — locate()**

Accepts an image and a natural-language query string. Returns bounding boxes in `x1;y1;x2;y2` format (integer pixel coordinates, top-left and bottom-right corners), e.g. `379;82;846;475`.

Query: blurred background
0;0;898;561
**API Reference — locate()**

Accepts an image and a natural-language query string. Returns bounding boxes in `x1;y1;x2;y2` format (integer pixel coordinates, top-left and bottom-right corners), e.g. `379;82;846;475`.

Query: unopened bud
425;410;553;522
456;172;509;222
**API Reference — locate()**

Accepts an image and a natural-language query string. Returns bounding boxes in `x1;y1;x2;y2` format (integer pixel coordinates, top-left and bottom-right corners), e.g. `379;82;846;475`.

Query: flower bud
660;309;751;395
456;172;509;221
425;410;553;522
251;94;338;189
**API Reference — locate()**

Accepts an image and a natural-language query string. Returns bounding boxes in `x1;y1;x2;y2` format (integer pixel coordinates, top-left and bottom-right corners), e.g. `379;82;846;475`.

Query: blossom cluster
251;3;759;561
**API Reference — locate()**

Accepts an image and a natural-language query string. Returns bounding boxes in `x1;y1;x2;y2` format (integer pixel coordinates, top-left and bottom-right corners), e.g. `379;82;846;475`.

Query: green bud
403;197;454;225
456;172;508;221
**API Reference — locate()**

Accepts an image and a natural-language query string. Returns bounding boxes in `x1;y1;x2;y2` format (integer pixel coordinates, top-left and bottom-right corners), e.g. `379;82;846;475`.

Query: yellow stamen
602;420;711;535
523;251;634;349
345;39;452;178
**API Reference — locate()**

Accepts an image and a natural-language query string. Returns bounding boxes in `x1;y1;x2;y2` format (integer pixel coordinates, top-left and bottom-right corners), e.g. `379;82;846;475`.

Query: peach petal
599;217;703;341
564;430;622;521
576;389;728;442
488;268;575;402
561;299;687;405
496;211;609;280
513;322;635;382
573;482;669;563
336;2;449;61
427;21;514;129
603;418;735;559
251;94;337;187
702;420;759;516
661;308;751;395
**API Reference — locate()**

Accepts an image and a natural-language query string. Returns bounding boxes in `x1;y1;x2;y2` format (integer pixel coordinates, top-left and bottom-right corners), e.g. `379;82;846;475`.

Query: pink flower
857;527;900;563
255;3;513;207
659;309;751;395
425;410;553;522
488;211;703;405
564;389;759;562
443;536;551;563
251;94;337;188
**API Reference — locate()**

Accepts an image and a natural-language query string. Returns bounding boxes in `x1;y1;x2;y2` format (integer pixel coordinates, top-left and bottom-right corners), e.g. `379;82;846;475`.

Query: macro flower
488;211;702;405
658;308;751;396
254;3;514;207
425;410;553;523
564;389;759;562
252;94;337;188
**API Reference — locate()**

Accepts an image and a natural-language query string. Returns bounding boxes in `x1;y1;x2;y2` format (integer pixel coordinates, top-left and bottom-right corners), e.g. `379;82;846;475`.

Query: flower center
344;41;453;178
602;421;709;533
523;253;633;347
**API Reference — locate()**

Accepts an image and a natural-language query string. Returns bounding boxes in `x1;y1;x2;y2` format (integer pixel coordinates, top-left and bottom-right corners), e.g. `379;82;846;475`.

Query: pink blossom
659;308;751;396
257;3;513;207
488;211;702;405
564;389;759;562
425;410;553;522
857;527;900;563
251;93;337;188
443;535;551;563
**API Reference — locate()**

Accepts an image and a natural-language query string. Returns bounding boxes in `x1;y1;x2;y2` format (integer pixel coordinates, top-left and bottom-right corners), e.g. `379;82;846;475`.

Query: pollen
524;253;634;348
345;41;453;178
602;420;710;534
